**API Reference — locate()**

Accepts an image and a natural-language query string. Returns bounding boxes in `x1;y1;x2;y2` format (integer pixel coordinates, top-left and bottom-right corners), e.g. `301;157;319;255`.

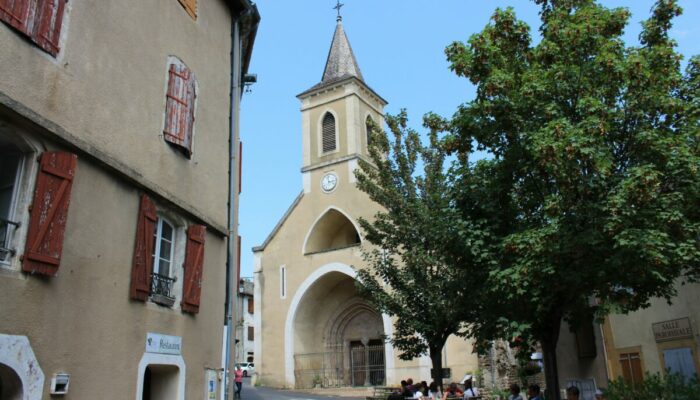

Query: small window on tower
365;116;375;150
321;112;336;153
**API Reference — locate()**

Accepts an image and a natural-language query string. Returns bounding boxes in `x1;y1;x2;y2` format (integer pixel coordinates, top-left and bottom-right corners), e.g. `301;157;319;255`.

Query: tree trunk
429;345;445;393
540;315;563;400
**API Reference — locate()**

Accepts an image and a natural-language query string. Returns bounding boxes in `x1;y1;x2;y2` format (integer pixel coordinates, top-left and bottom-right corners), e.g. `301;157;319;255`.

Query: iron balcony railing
150;272;176;306
0;217;20;262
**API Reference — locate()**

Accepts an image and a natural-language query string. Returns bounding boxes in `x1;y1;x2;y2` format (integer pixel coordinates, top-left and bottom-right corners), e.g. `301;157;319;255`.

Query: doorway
142;364;180;400
0;363;23;400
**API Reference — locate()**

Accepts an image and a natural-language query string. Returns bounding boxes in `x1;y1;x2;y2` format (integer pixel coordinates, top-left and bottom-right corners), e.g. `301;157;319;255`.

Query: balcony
150;273;176;307
0;217;20;263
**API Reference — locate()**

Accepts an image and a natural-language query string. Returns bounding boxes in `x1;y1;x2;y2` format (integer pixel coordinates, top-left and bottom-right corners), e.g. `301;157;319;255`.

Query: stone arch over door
0;334;44;399
284;263;395;388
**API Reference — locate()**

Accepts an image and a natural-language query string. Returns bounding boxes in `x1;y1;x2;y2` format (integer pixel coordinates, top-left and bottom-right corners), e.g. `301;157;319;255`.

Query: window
130;194;207;313
177;0;197;20
663;347;696;381
149;217;177;306
247;326;254;341
0;144;23;264
163;58;197;158
619;352;643;387
0;0;67;56
247;296;254;314
280;265;286;299
321;112;336;153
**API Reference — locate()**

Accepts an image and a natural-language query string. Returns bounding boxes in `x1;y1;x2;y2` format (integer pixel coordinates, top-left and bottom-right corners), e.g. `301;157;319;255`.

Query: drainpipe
225;2;257;399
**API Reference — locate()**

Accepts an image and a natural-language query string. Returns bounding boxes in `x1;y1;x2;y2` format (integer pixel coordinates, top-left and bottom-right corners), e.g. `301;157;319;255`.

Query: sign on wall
652;317;693;343
206;369;218;399
146;332;182;355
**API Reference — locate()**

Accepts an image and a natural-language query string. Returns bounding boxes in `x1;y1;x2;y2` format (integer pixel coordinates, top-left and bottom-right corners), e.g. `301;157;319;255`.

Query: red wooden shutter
177;0;197;20
33;0;67;56
164;62;196;157
129;194;157;301
0;0;30;32
22;151;77;276
182;224;206;313
238;141;242;194
236;235;241;292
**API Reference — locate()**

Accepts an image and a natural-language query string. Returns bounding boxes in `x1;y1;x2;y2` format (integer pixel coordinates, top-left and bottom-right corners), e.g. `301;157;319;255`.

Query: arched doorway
0;363;23;400
286;263;389;388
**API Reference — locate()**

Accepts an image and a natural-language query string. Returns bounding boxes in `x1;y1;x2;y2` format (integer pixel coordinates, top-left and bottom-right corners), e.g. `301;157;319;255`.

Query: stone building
0;1;259;399
252;16;479;389
236;277;255;365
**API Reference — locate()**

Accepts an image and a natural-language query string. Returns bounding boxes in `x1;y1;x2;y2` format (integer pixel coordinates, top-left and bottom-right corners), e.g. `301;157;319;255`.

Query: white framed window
148;215;185;308
0;132;40;270
152;217;175;277
0;147;23;265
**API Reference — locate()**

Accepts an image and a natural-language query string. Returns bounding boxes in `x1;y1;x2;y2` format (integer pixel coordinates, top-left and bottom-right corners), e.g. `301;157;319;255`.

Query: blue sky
238;0;700;278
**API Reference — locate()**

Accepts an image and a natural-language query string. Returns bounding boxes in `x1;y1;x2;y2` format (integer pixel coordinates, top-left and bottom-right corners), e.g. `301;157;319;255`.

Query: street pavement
238;378;364;400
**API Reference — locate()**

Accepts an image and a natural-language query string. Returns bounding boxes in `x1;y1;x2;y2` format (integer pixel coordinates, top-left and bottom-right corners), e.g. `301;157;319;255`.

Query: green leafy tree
443;0;700;397
354;111;494;388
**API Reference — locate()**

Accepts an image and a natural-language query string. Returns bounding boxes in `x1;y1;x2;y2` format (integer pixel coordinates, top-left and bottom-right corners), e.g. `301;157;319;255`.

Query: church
252;14;479;389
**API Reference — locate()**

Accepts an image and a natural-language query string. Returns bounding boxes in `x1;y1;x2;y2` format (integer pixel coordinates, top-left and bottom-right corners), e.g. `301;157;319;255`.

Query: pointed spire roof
321;19;364;83
297;16;386;104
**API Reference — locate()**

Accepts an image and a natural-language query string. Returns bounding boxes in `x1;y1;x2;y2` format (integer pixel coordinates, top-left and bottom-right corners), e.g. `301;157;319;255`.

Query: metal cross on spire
333;0;344;22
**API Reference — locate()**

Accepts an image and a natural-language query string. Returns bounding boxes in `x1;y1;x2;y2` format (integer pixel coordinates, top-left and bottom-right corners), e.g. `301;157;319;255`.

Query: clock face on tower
321;173;338;193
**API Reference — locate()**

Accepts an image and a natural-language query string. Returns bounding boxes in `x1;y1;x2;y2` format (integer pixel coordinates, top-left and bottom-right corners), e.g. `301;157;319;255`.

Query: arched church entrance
288;266;386;388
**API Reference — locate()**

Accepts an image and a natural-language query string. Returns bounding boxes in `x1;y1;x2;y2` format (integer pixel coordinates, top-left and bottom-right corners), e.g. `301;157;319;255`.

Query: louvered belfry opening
322;112;336;153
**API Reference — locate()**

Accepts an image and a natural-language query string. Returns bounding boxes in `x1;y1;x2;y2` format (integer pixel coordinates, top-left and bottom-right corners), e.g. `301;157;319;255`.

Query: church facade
253;18;479;389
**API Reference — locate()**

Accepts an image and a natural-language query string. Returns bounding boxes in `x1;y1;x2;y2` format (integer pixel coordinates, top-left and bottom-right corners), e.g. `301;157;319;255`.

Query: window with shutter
247;296;254;314
619;352;644;387
130;194;157;301
321;112;336;153
22;151;76;276
163;59;196;158
236;235;241;292
247;326;254;341
0;0;67;57
177;0;197;20
0;0;31;32
181;224;206;314
0;144;24;265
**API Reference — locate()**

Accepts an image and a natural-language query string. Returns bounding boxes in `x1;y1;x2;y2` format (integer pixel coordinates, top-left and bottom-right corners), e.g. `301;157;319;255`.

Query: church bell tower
296;14;387;195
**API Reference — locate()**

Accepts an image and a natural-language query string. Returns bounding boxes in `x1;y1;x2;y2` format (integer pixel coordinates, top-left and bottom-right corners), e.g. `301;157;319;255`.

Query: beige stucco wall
0;1;241;398
0;0;232;226
605;282;700;378
555;323;609;390
0;144;227;398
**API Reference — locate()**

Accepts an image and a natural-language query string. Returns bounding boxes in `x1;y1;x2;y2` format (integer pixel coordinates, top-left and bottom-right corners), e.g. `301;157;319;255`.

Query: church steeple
296;12;387;180
321;19;364;83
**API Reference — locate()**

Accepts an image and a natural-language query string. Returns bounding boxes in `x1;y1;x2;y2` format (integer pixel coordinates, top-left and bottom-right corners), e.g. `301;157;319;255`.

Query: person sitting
527;384;543;400
442;383;463;400
461;375;479;399
428;382;442;400
508;383;523;400
565;386;580;400
594;389;605;400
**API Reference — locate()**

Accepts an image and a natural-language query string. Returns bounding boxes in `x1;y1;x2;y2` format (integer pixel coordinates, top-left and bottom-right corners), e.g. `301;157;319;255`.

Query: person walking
462;375;479;399
234;365;244;397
